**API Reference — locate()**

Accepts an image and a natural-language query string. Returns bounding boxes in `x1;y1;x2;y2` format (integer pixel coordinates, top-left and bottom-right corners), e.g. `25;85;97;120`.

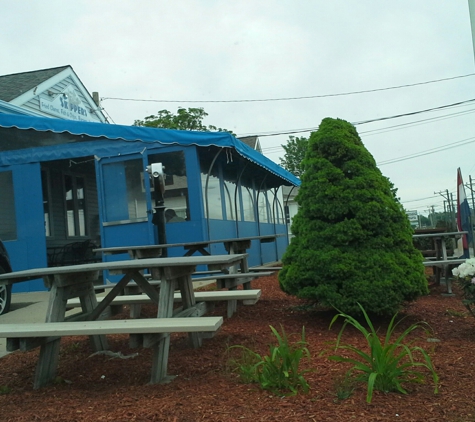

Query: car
0;239;12;315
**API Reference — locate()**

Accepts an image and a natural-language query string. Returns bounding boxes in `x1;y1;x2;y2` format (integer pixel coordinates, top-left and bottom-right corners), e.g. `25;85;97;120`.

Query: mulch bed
1;270;475;421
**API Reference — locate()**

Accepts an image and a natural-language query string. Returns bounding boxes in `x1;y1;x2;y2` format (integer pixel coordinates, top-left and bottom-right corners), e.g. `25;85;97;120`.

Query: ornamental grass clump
452;258;475;318
227;325;311;395
326;303;438;403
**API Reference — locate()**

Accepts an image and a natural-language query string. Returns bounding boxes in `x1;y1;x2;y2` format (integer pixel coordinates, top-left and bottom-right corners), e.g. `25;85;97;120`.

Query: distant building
282;185;300;237
238;136;262;153
0;65;107;123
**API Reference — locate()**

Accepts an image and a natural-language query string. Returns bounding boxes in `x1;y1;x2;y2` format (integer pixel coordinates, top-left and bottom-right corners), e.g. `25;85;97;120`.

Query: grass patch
324;303;439;403
227;325;311;395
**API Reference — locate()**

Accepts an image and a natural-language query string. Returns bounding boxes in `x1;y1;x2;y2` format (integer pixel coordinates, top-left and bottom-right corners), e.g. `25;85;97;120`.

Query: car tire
0;267;11;315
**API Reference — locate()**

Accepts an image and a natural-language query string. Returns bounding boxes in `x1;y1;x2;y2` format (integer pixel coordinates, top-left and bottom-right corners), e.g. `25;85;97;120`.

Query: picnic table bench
92;271;272;318
1;317;223;352
68;289;262;318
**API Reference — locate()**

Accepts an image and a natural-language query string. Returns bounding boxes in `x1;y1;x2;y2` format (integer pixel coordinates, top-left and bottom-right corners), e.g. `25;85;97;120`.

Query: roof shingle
0;65;70;102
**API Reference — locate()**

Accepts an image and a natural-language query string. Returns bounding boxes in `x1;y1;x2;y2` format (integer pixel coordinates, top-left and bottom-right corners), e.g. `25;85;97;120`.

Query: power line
401;195;440;204
237;97;475;138
352;98;475;126
359;107;475;137
377;135;475;166
101;73;475;104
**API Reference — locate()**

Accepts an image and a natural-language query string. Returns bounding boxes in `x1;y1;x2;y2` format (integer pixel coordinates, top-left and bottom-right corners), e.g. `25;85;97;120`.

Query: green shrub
227;325;311;395
279;117;427;317
326;303;438;403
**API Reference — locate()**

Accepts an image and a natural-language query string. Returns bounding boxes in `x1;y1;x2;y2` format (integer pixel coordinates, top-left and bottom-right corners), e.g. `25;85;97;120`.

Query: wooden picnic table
413;230;468;294
95;234;283;276
0;254;246;388
95;234;281;258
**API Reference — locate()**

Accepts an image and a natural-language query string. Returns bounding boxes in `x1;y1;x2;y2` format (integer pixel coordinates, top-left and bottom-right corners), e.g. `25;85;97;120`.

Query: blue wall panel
7;163;47;292
102;222;152;250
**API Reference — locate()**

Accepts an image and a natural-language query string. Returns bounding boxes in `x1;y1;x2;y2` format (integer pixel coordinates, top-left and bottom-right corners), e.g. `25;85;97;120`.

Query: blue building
0;113;300;293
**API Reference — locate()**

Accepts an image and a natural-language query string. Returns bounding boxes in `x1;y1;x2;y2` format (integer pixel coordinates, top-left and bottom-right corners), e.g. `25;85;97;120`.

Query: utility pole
450;192;457;231
467;175;475;214
469;0;475;64
435;190;454;229
465;175;475;253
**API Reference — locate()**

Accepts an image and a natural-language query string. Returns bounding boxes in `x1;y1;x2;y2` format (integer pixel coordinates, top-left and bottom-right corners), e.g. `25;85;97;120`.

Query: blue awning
0;113;300;186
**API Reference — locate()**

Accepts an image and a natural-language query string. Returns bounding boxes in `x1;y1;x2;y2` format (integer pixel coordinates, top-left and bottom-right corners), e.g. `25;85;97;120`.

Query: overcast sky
1;1;475;217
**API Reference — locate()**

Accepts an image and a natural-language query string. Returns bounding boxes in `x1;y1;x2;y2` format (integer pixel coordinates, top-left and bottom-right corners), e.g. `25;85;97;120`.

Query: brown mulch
1;271;475;422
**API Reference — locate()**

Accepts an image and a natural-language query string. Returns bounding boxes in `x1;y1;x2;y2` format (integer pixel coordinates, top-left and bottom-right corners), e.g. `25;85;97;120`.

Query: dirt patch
0;271;474;421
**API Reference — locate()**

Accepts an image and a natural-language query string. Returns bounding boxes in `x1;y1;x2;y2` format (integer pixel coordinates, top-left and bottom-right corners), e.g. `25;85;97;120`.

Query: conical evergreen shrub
279;118;427;316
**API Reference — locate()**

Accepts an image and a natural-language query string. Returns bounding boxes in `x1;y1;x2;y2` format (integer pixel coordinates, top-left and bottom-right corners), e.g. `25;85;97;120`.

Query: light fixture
47;91;68;99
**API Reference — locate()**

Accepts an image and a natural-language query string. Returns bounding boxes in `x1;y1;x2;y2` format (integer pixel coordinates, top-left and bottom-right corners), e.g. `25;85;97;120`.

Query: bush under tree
278;118;427;316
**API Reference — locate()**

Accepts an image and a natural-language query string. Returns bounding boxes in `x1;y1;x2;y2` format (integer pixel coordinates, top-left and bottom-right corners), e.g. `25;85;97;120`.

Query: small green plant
333;373;357;401
227;325;311;395
326;303;439;403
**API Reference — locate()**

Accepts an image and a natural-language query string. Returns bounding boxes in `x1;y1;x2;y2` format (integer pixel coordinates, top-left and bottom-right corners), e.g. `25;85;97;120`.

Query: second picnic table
413;229;468;294
94;234;283;273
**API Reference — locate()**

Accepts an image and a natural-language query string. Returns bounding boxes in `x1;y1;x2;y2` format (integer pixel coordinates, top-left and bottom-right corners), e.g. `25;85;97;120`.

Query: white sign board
39;86;94;122
406;210;418;225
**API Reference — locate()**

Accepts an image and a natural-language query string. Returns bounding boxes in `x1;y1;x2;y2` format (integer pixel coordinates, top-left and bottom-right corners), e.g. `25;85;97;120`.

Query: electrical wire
352;98;475;126
359;108;475;137
377;136;475;166
100;73;475;104
237;98;475;138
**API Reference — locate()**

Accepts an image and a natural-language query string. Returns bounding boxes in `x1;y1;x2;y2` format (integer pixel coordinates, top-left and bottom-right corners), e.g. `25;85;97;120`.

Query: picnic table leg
177;275;202;348
33;284;68;389
228;242;251;289
150;278;176;384
434;238;443;285
78;283;109;351
227;298;237;318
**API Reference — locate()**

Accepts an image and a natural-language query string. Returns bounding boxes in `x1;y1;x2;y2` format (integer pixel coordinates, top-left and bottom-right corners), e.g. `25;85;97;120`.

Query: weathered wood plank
67;290;262;308
0;317;223;338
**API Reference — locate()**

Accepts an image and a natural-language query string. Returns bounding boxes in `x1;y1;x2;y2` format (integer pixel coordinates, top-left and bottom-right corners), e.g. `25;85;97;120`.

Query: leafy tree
279;136;309;178
419;214;431;228
278;118;427;317
133;107;233;134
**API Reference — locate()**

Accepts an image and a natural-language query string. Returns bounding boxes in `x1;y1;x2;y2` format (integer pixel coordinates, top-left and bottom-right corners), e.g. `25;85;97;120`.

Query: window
223;179;238;221
41;170;52;236
242;186;255;222
148;151;189;220
0;171;16;240
268;188;285;224
257;190;270;223
64;174;87;237
102;159;148;223
202;172;223;220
